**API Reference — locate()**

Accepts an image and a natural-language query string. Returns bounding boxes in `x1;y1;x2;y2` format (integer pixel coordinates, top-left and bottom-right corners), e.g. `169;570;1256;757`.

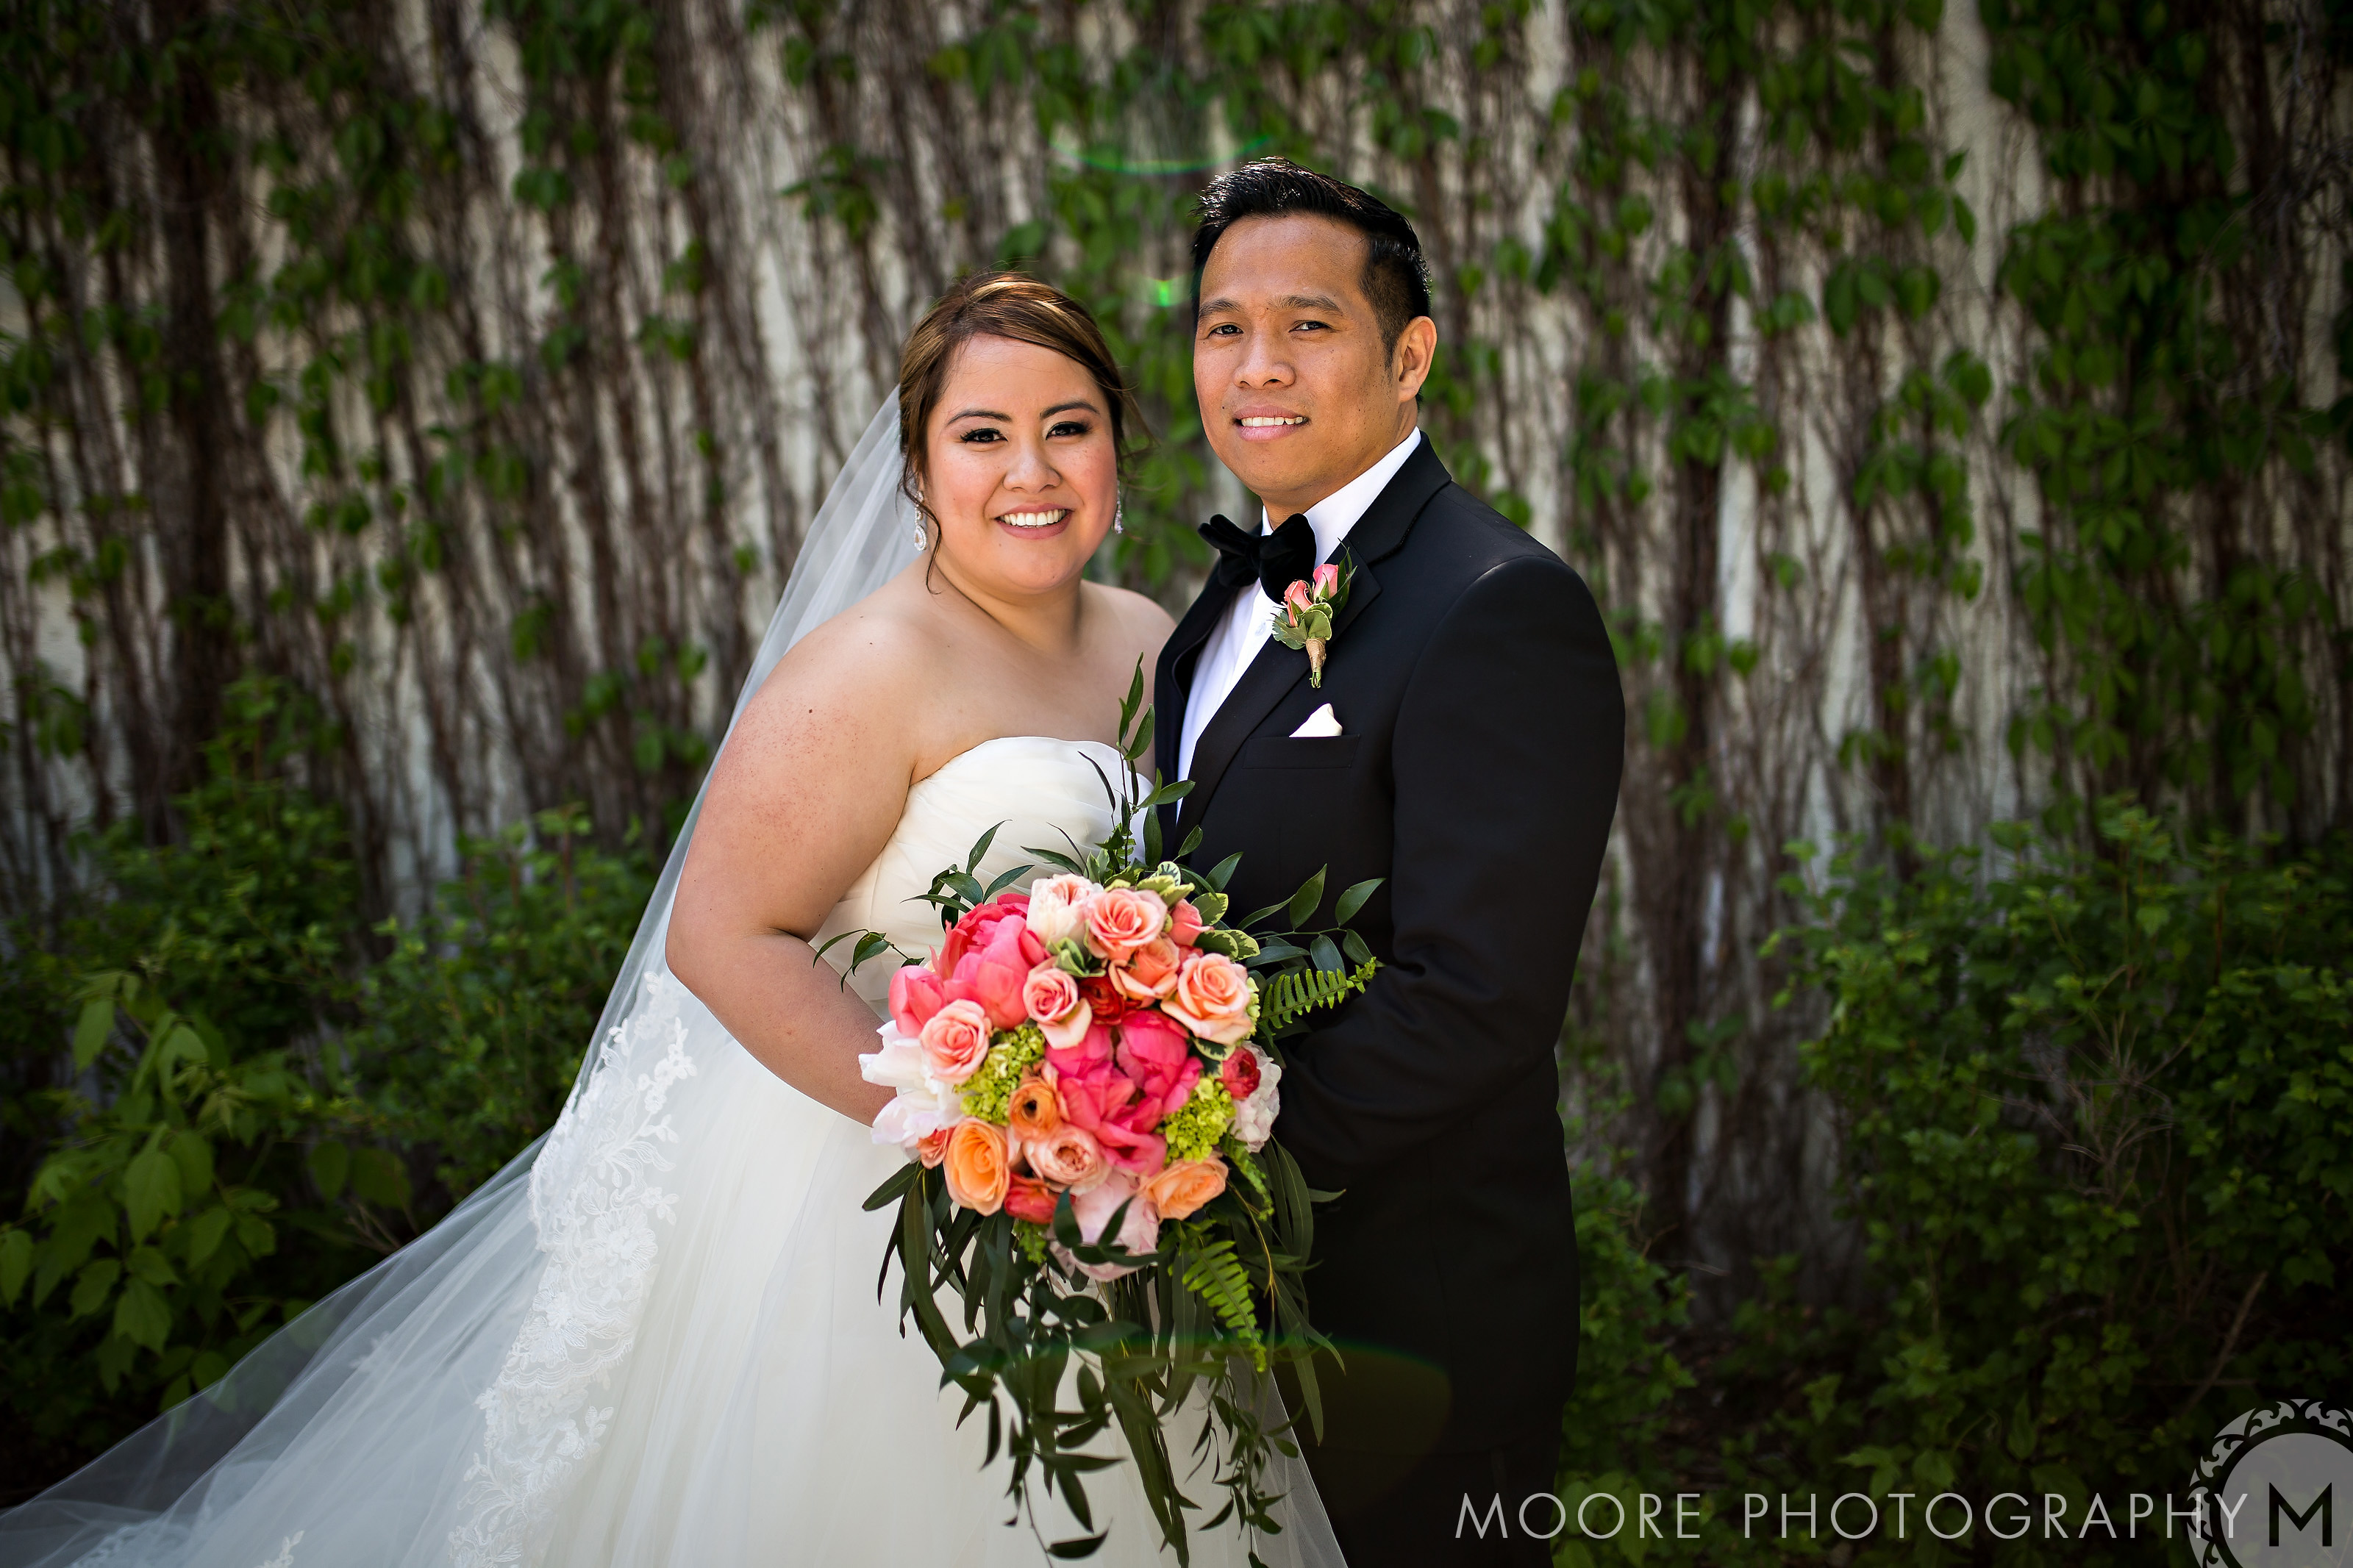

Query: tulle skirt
0;972;1340;1567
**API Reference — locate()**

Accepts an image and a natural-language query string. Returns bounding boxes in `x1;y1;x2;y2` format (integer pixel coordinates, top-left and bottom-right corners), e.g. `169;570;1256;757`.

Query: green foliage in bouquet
854;667;1381;1564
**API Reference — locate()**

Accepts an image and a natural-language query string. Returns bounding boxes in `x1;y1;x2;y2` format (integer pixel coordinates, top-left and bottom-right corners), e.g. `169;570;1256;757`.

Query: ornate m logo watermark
2189;1399;2353;1568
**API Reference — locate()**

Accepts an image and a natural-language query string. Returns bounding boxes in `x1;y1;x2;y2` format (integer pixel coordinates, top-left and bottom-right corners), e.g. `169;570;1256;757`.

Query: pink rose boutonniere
1270;559;1353;687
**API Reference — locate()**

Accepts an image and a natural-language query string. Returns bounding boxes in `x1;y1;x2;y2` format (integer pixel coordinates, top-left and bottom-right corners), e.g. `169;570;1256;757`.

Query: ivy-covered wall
1;0;2347;1295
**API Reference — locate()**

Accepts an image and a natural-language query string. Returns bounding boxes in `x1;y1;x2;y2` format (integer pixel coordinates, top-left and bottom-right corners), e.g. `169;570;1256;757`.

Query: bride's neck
928;554;1086;654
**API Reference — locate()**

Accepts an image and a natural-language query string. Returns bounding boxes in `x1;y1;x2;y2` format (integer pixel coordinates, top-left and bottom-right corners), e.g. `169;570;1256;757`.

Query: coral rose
1024;875;1103;948
1022;962;1091;1050
942;1120;1011;1214
1108;935;1183;1003
915;1127;951;1168
889;964;949;1036
1076;973;1131;1025
1168;899;1205;949
1003;1173;1057;1226
1025;1123;1107;1192
1283;578;1315;612
1162;951;1256;1046
1218;1045;1262;1102
1142;1157;1228;1221
1082;886;1167;962
1313;562;1341;597
918;999;993;1085
1006;1072;1063;1142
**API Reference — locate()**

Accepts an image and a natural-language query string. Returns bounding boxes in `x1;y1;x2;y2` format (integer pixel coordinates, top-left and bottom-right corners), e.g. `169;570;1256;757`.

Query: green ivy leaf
113;1277;171;1352
124;1148;182;1242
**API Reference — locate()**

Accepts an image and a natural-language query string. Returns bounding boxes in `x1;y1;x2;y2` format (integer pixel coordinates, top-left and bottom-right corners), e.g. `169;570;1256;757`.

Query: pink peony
1218;1045;1263;1102
1022;962;1093;1050
1053;1054;1169;1176
939;895;1046;1031
1114;1011;1204;1125
1065;1170;1160;1281
1108;935;1183;1003
889;964;948;1036
1162;951;1256;1046
918;999;993;1085
1082;887;1168;963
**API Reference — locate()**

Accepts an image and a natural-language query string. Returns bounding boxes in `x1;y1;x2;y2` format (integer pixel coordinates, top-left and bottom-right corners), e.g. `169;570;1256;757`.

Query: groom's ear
1390;314;1438;403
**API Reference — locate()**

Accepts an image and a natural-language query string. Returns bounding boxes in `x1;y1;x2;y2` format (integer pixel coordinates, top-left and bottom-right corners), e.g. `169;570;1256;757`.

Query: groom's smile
1193;212;1436;521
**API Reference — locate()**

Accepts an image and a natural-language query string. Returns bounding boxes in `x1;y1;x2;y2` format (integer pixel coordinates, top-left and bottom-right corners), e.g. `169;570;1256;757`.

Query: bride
0;274;1343;1568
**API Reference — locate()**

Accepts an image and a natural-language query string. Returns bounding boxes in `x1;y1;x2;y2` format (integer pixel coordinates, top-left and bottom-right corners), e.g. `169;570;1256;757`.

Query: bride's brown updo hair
896;272;1150;540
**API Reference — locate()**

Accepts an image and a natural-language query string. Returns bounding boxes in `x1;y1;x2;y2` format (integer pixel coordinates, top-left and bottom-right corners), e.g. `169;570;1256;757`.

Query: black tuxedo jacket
1154;437;1623;1456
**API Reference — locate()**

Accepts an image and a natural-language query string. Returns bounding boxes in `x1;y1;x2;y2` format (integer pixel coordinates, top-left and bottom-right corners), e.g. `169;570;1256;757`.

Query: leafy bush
0;681;391;1469
1756;804;2352;1562
343;809;654;1200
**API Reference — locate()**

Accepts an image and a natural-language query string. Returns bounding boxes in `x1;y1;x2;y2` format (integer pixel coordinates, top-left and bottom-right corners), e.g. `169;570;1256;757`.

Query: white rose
1025;874;1104;948
1229;1056;1282;1153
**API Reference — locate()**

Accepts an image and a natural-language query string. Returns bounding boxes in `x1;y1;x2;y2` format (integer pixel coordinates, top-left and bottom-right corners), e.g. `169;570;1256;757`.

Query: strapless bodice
813;736;1131;1009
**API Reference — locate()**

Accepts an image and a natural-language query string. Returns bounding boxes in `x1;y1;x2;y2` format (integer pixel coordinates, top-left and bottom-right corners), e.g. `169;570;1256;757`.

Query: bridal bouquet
835;670;1379;1563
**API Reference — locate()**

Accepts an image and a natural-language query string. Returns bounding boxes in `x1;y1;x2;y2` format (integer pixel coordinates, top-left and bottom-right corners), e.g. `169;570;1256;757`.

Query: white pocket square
1289;703;1343;738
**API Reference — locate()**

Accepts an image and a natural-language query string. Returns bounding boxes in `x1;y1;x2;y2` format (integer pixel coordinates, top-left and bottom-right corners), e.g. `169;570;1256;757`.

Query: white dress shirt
1176;428;1423;780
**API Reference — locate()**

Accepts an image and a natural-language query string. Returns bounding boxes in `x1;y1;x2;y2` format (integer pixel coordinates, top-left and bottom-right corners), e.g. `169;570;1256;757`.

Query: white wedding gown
3;736;1343;1568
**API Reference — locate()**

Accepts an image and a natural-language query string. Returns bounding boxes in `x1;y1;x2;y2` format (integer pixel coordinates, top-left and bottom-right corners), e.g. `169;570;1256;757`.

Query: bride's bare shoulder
728;574;947;767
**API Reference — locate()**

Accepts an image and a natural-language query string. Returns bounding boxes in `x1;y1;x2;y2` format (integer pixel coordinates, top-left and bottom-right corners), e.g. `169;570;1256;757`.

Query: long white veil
0;397;919;1568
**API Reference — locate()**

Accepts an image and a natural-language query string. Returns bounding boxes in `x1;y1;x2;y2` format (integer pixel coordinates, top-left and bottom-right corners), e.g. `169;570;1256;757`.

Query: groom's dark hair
1190;159;1432;354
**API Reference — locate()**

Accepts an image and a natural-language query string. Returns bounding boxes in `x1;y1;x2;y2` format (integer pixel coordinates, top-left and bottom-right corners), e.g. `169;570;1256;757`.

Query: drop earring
1113;498;1124;535
910;517;928;551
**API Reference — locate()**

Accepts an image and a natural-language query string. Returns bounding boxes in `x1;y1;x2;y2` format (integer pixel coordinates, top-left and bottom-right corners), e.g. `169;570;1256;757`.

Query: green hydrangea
1161;1076;1235;1164
1013;1219;1050;1264
960;1023;1045;1123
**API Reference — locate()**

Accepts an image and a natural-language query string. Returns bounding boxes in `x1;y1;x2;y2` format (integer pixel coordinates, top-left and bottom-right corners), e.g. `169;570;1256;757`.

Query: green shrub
1759;803;2352;1563
0;680;393;1463
343;808;654;1200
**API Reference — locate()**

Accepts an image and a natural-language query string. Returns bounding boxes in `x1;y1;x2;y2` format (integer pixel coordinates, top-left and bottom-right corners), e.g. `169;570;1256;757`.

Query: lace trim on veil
446;972;698;1567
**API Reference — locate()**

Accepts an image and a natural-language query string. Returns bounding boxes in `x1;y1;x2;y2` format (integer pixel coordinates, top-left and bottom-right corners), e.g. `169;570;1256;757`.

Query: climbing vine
0;0;2345;1311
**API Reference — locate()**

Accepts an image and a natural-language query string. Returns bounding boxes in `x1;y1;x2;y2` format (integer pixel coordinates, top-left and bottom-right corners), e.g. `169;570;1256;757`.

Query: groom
1154;161;1624;1566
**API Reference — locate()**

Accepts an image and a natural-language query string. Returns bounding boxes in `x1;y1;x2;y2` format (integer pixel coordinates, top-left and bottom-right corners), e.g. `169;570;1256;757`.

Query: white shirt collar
1262;426;1423;566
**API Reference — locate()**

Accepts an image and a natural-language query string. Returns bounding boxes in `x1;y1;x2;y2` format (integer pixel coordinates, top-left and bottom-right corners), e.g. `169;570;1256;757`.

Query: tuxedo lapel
1154;573;1238;843
1175;438;1454;837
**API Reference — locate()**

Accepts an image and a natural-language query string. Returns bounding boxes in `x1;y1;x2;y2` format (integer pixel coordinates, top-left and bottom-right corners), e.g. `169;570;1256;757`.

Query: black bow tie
1200;512;1317;602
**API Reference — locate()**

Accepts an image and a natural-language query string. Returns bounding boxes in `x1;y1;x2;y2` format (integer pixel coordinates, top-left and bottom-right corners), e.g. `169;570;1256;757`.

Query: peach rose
1022;962;1092;1050
942;1120;1010;1214
1161;951;1256;1046
1024;874;1104;948
1284;578;1315;612
1007;1072;1063;1143
915;1127;952;1168
1025;1123;1108;1193
1108;935;1183;1003
1142;1156;1228;1221
918;998;993;1085
1082;886;1168;963
1169;899;1205;948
